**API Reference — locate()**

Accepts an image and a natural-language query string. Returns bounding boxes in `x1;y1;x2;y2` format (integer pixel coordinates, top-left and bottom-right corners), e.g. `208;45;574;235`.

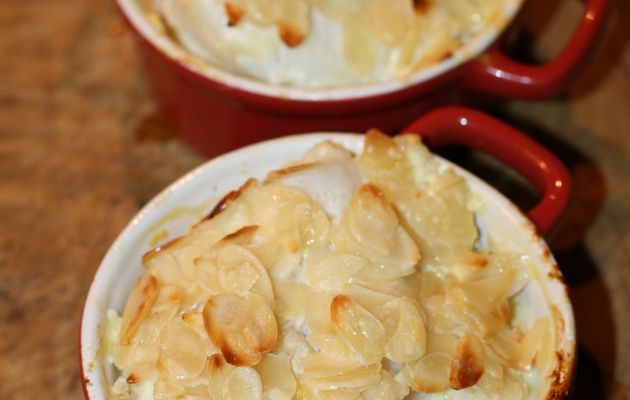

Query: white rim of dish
80;133;575;400
115;0;524;101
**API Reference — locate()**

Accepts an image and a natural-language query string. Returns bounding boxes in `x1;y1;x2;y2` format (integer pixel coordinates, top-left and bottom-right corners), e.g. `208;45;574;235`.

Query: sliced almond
216;225;258;247
369;0;415;46
276;0;310;47
332;183;420;278
254;353;297;399
411;352;452;393
158;318;208;380
203;293;278;367
331;295;385;365
223;366;263;399
307;253;367;291
342;8;376;72
362;370;410;399
450;334;485;389
120;275;159;345
224;1;245;26
516;317;553;370
304;362;382;390
208;354;232;399
379;297;427;363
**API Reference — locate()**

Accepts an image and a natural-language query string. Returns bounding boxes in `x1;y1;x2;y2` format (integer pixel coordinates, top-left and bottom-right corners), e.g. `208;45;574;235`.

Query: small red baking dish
81;106;573;399
114;0;607;156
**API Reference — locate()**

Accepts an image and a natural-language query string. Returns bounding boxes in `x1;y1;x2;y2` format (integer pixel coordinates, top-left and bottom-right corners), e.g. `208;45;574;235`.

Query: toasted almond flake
413;0;432;13
412;353;452;393
223;366;263;399
342;8;376;72
126;373;139;384
158;318;208;379
267;163;317;180
216;225;258;247
331;295;385;365
450;335;485;389
107;135;544;398
254;353;297;398
379;297;427;363
142;236;183;265
277;21;306;47
203;294;278;367
120;275;159;345
225;1;245;26
275;0;310;47
206;179;256;221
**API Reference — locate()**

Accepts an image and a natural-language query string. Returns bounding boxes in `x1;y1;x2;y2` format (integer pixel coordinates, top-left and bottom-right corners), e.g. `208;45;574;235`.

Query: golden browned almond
450;334;485;389
141;236;183;265
215;225;258;247
331;294;385;365
277;20;306;47
225;1;245;26
413;0;432;13
267;163;317;180
208;353;231;399
275;0;310;47
362;129;402;169
120;275;159;345
206;178;257;221
126;373;139;384
203;293;278;366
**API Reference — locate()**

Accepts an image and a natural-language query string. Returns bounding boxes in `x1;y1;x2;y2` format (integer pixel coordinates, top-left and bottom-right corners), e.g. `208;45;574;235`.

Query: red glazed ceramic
116;0;608;157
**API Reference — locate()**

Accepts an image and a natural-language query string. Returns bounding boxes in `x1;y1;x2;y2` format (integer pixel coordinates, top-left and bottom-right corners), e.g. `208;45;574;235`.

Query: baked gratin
141;0;521;86
104;131;555;399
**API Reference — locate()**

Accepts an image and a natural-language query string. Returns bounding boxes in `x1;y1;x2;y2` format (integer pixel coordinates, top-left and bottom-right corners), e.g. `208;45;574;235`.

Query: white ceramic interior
80;133;575;400
115;0;524;101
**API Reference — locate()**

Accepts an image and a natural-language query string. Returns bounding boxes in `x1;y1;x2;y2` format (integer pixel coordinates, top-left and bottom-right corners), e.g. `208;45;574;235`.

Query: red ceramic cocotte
81;106;574;400
115;0;608;157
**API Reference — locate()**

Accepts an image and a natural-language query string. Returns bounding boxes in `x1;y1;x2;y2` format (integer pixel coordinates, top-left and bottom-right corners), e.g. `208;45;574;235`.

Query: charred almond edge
330;294;355;327
413;0;433;13
350;183;398;225
120;275;159;345
224;2;244;26
465;253;488;270
267;162;318;181
216;225;259;247
142;236;183;265
206;178;257;221
449;335;485;389
358;182;388;202
209;353;227;371
203;295;276;367
126;373;140;384
202;296;257;366
277;20;306;47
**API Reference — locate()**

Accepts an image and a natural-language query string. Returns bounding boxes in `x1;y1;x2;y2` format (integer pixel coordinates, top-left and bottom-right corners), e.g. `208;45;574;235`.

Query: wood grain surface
0;0;628;399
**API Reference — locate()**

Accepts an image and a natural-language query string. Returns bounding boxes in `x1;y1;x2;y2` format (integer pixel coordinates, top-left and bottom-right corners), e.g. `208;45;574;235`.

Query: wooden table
0;0;628;398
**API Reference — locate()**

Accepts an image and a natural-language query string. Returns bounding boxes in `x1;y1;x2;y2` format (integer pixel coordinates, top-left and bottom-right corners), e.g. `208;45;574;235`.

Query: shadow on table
437;111;619;398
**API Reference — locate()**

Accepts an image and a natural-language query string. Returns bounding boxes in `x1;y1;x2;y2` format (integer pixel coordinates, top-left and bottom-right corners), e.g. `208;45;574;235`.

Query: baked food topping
105;131;553;399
